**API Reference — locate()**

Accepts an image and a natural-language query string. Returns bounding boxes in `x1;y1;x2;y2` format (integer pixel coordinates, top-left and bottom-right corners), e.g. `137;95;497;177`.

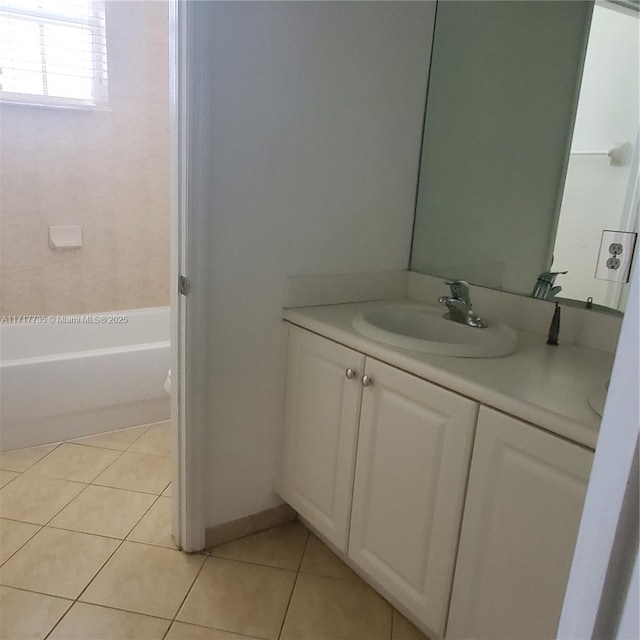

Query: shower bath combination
0;307;170;450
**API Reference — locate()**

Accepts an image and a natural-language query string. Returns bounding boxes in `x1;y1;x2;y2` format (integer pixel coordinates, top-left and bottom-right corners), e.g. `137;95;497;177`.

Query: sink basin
352;304;518;358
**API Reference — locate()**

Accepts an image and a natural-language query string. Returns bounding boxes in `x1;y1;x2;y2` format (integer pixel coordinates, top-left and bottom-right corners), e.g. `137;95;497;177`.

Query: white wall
571;4;639;154
186;2;435;527
552;4;639;308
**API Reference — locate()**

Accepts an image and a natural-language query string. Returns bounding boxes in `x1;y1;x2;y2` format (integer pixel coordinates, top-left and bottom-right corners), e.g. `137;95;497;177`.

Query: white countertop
283;300;615;450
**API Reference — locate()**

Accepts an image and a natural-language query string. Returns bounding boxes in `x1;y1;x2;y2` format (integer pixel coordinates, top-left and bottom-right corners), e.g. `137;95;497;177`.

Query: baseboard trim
205;503;297;549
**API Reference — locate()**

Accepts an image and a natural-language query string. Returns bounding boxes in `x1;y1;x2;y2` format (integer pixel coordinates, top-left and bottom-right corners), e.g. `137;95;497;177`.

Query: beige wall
0;1;169;316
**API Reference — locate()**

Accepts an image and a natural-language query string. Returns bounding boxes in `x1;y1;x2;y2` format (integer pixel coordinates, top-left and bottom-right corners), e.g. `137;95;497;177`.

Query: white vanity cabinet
279;326;478;635
279;323;595;640
446;407;593;640
349;358;478;636
279;326;364;551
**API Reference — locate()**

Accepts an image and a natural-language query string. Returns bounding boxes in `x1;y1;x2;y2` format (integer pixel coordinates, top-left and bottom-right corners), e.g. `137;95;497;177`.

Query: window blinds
0;0;107;108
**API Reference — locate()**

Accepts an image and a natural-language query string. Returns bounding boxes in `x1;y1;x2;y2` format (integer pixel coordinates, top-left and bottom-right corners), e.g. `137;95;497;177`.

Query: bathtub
0;307;170;450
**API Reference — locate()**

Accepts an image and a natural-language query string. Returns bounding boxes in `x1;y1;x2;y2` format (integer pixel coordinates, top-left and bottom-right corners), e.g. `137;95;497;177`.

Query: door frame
169;0;206;553
558;256;639;638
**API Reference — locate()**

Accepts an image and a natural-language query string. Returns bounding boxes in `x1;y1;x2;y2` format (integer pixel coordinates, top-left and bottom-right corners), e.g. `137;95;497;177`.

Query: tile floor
0;422;430;640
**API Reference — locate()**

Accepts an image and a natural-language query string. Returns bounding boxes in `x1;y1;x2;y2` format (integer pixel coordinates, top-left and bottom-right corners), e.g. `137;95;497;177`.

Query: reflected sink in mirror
352;304;518;358
587;378;609;417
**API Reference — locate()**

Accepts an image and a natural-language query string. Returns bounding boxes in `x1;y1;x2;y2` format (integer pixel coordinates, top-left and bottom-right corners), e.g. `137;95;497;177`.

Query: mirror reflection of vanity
410;0;639;314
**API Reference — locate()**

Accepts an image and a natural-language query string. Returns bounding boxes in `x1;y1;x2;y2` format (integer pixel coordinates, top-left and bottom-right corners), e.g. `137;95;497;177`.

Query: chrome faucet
531;271;567;300
438;280;487;328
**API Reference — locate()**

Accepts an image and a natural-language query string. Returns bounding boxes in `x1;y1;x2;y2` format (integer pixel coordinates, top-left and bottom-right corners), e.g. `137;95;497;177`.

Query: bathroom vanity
277;299;613;639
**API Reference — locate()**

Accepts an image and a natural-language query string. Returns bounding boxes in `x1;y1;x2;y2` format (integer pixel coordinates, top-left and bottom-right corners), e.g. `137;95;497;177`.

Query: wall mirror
410;0;639;313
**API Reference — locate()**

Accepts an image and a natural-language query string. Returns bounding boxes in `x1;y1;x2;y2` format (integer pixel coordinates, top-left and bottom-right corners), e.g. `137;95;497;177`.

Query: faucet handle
537;271;568;284
445;280;471;305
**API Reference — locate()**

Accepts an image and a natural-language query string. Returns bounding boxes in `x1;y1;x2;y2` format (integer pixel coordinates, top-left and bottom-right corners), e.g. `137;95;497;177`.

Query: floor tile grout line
296;529;311;572
0;441;63;474
162;553;209;640
88;449;171;489
5;584;178;640
9;437;127;480
0;583;76;601
2;470;94;534
0;467;38;568
2;431;170;499
125;420;172;455
17;470;97;485
0;471;21;489
39;463;169;639
87;441;171;494
74;481;167;587
69;489;167;607
65;422;157;452
23;443;127;485
125;427;172;458
41;519;153;544
66;423;153;453
41;592;181;640
164;618;270;640
3;586;75;640
5;532;415;640
123;492;165;544
0;425;173;639
205;523;362;585
121;449;173;460
39;446;130;526
0;420;160;473
276;570;300;640
0;515;44;526
37;481;167;542
5;483;413;640
275;528;310;640
0;522;44;569
68;534;125;601
294;566;361;583
16;443;131;517
55;598;174;621
206;554;302;574
1;481;94;535
161;479;172;497
89;480;170;495
4;586;275;640
13;477;164;538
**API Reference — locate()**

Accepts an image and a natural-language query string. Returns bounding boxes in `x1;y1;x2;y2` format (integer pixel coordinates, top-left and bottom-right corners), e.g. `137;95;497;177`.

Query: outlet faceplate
595;230;637;283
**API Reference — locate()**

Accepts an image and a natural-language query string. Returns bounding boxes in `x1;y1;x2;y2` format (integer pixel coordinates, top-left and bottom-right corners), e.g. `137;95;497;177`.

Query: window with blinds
0;0;107;108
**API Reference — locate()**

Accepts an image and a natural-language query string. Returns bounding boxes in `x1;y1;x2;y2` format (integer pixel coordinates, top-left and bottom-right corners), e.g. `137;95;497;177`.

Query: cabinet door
447;406;593;640
279;326;364;551
348;358;478;636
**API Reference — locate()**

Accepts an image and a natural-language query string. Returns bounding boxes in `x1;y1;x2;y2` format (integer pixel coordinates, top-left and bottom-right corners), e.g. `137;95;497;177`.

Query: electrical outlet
595;230;637;283
609;243;623;256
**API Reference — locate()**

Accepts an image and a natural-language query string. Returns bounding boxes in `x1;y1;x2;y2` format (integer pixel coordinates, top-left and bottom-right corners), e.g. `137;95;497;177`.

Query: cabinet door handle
345;368;357;380
362;375;373;387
